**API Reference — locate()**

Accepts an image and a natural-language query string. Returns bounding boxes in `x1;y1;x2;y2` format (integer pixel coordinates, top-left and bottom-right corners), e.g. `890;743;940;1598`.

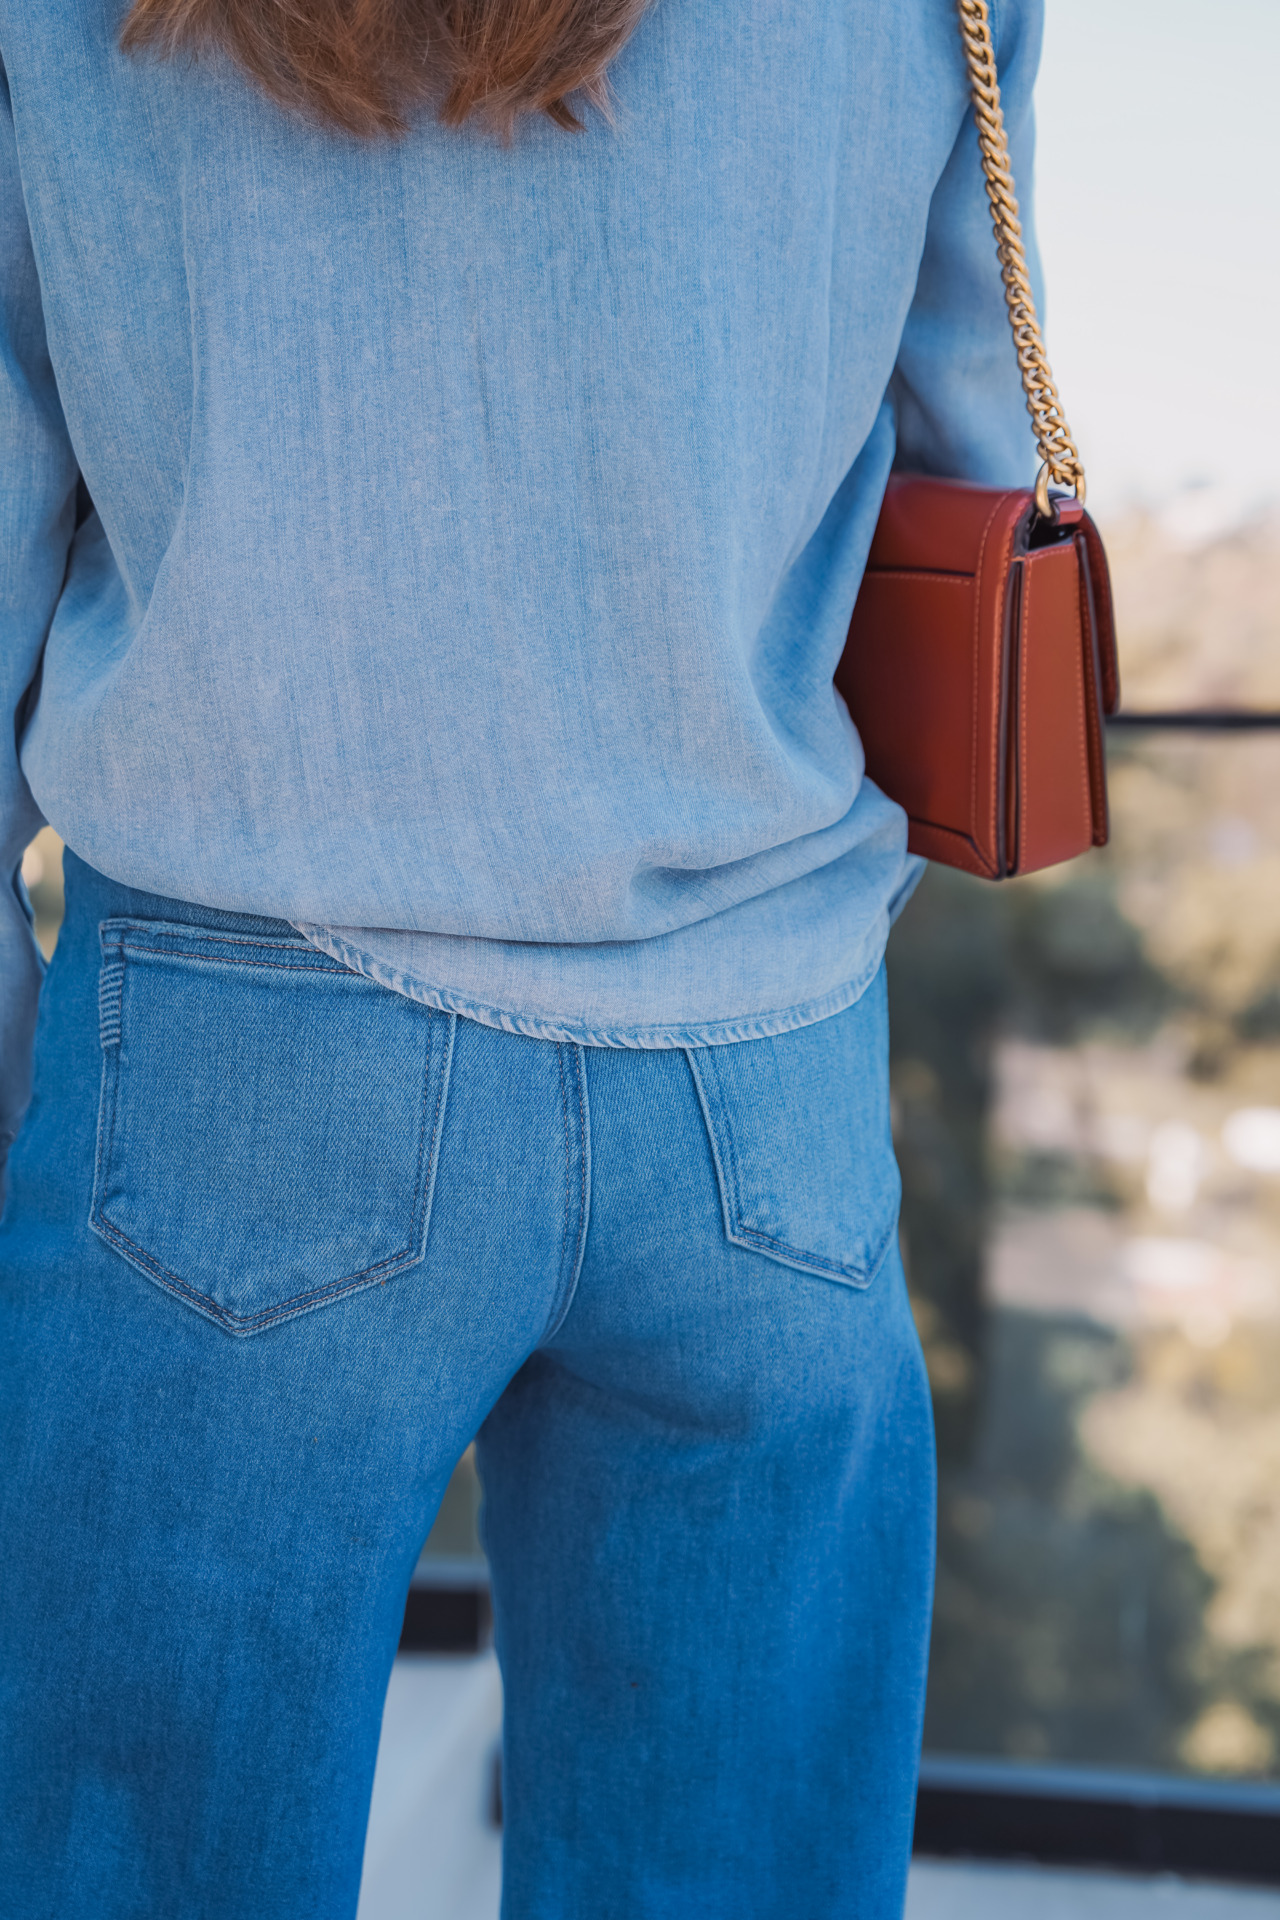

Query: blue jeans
0;852;935;1919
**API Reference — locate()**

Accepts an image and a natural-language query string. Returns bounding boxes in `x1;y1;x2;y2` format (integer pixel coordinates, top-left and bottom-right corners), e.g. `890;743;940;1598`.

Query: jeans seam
103;920;326;958
112;943;350;976
92;1017;125;1271
724;1220;880;1284
88;946;455;1335
684;1045;885;1288
541;1043;590;1342
683;1046;740;1246
98;956;125;1048
87;1213;430;1331
100;916;359;977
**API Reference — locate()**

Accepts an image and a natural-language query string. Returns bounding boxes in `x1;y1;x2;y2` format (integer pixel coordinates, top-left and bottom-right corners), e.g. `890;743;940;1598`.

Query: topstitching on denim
679;990;901;1290
88;921;457;1335
296;924;887;1051
684;1050;883;1285
539;1042;591;1343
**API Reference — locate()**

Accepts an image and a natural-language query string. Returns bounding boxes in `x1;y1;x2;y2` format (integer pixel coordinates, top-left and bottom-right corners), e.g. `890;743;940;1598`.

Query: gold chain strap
957;0;1086;514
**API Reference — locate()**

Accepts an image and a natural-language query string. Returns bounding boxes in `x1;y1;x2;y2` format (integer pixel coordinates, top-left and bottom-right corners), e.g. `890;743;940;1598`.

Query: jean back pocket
685;968;900;1289
91;919;454;1335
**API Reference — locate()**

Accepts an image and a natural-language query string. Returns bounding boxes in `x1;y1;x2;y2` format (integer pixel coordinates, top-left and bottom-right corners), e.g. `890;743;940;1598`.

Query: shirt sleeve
890;0;1046;484
0;58;79;1180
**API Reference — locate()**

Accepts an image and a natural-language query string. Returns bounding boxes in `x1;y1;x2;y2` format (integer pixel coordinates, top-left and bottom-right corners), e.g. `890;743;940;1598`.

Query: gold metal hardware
957;0;1087;510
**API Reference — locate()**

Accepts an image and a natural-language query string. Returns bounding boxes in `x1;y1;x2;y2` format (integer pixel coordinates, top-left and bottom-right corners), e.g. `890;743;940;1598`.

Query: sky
1032;0;1280;518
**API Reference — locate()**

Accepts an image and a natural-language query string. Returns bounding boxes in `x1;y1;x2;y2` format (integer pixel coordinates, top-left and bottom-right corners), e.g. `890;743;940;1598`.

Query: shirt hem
293;923;883;1049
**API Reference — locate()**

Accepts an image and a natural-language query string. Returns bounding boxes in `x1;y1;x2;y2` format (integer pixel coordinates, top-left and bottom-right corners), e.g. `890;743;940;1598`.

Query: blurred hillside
891;538;1280;1784
1104;505;1280;710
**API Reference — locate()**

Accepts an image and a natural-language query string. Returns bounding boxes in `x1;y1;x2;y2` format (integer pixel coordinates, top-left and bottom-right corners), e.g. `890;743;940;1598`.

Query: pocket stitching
106;921;345;962
101;917;360;979
725;1220;880;1283
90;933;454;1334
540;1042;591;1341
91;1028;438;1332
89;1210;431;1333
686;1045;886;1289
116;942;349;977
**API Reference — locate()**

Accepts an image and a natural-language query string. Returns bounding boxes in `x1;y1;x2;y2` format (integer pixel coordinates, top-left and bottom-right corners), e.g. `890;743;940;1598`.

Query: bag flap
869;474;1031;576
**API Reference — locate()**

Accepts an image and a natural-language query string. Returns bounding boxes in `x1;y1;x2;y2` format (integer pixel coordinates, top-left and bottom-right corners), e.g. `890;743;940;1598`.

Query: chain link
957;0;1086;512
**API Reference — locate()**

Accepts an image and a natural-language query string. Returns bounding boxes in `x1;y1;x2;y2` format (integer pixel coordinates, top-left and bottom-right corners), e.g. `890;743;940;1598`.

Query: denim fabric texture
0;852;936;1917
90;917;457;1333
0;0;1044;1150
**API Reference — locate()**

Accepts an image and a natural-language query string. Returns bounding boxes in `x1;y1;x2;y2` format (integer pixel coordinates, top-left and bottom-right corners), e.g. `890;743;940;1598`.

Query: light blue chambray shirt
0;0;1044;1156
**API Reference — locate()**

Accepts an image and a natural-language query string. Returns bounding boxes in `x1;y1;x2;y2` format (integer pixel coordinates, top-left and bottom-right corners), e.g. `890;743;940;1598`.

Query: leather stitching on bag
859;570;972;585
1019;561;1033;867
1067;572;1093;840
970;492;1009;871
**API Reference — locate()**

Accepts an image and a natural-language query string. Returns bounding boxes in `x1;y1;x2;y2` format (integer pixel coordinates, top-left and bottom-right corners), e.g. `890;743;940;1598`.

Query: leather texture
836;475;1120;880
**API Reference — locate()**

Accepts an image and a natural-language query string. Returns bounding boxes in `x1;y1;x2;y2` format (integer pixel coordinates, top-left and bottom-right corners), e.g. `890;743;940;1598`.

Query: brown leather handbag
836;0;1120;881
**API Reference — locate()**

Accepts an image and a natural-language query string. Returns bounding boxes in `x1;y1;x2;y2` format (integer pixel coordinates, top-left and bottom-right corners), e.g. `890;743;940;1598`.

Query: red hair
121;0;655;137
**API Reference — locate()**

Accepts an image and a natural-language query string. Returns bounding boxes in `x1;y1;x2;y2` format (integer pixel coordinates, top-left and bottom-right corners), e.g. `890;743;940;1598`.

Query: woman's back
0;6;1049;1909
2;0;1040;1045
